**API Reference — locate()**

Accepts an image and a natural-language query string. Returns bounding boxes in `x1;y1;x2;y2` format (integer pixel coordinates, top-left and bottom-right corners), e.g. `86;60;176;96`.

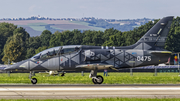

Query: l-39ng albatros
5;16;173;84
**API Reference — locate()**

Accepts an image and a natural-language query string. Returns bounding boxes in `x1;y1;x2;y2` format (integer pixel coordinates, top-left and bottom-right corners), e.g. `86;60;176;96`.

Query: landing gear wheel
61;73;65;76
31;78;37;84
92;78;98;84
92;75;104;84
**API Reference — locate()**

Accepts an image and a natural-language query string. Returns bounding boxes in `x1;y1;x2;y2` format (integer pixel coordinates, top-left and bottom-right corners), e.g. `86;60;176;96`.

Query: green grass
1;72;180;84
1;98;180;101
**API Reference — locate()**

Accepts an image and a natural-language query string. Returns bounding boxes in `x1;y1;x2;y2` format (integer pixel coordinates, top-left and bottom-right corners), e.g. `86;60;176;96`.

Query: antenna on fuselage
57;47;63;56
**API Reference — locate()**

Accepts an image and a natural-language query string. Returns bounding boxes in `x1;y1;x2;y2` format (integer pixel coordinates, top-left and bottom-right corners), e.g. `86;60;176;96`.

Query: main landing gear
61;71;65;76
89;70;104;84
29;71;37;84
28;70;103;84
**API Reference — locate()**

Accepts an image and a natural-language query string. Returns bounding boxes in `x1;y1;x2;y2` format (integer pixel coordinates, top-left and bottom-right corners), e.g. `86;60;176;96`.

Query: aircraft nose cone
5;64;18;71
5;59;29;71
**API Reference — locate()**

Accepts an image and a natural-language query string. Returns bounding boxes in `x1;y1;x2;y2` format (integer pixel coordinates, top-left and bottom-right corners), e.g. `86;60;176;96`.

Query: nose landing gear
31;78;37;84
29;71;37;84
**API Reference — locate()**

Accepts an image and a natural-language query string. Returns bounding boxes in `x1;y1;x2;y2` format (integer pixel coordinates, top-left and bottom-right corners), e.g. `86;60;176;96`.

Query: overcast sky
0;0;179;19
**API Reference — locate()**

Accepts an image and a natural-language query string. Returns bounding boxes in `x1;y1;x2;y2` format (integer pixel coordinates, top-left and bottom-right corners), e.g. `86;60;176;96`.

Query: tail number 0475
137;56;151;61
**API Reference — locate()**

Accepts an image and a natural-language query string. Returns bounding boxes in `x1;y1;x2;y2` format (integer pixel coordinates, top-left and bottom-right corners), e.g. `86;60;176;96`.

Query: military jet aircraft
5;16;173;84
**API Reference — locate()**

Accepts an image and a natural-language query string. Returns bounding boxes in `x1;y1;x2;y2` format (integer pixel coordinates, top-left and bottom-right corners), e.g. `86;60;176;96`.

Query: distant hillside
0;20;104;36
0;17;152;36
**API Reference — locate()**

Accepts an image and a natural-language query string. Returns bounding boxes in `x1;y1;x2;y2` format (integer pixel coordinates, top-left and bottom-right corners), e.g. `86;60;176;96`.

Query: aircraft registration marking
137;56;151;61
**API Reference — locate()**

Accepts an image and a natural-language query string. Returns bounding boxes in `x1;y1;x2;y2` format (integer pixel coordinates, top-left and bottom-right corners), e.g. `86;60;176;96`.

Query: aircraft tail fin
134;16;173;50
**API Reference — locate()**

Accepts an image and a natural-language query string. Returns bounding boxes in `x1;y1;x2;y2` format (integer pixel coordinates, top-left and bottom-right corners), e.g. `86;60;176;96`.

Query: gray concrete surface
0;84;180;99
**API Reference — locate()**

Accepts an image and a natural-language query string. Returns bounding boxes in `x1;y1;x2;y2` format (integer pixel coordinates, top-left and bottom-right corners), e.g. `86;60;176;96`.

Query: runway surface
0;84;180;99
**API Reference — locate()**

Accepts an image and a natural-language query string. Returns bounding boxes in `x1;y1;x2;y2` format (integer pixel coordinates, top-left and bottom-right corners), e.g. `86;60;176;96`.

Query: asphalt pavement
0;84;180;99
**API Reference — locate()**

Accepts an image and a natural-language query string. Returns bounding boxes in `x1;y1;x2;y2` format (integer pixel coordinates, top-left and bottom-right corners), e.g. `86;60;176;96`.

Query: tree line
1;17;180;64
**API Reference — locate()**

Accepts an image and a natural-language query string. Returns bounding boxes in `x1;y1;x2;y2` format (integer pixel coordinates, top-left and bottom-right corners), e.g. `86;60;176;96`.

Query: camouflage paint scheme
5;16;174;84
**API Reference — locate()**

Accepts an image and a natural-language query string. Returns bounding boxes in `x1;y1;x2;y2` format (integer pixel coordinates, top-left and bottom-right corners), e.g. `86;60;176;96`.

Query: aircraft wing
75;64;118;71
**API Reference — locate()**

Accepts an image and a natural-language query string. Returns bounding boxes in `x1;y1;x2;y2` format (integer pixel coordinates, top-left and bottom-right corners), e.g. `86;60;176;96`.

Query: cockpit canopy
31;45;81;60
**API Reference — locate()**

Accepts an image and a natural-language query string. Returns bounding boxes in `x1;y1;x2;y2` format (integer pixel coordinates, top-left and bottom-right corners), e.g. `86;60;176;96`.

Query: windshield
31;46;61;60
31;45;81;60
61;47;80;55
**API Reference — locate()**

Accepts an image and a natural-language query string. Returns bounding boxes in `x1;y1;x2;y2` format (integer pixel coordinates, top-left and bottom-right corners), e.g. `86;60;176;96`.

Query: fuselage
5;45;171;71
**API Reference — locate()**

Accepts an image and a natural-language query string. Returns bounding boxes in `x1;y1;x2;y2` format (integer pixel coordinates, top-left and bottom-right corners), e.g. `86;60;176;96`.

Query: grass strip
0;72;180;84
